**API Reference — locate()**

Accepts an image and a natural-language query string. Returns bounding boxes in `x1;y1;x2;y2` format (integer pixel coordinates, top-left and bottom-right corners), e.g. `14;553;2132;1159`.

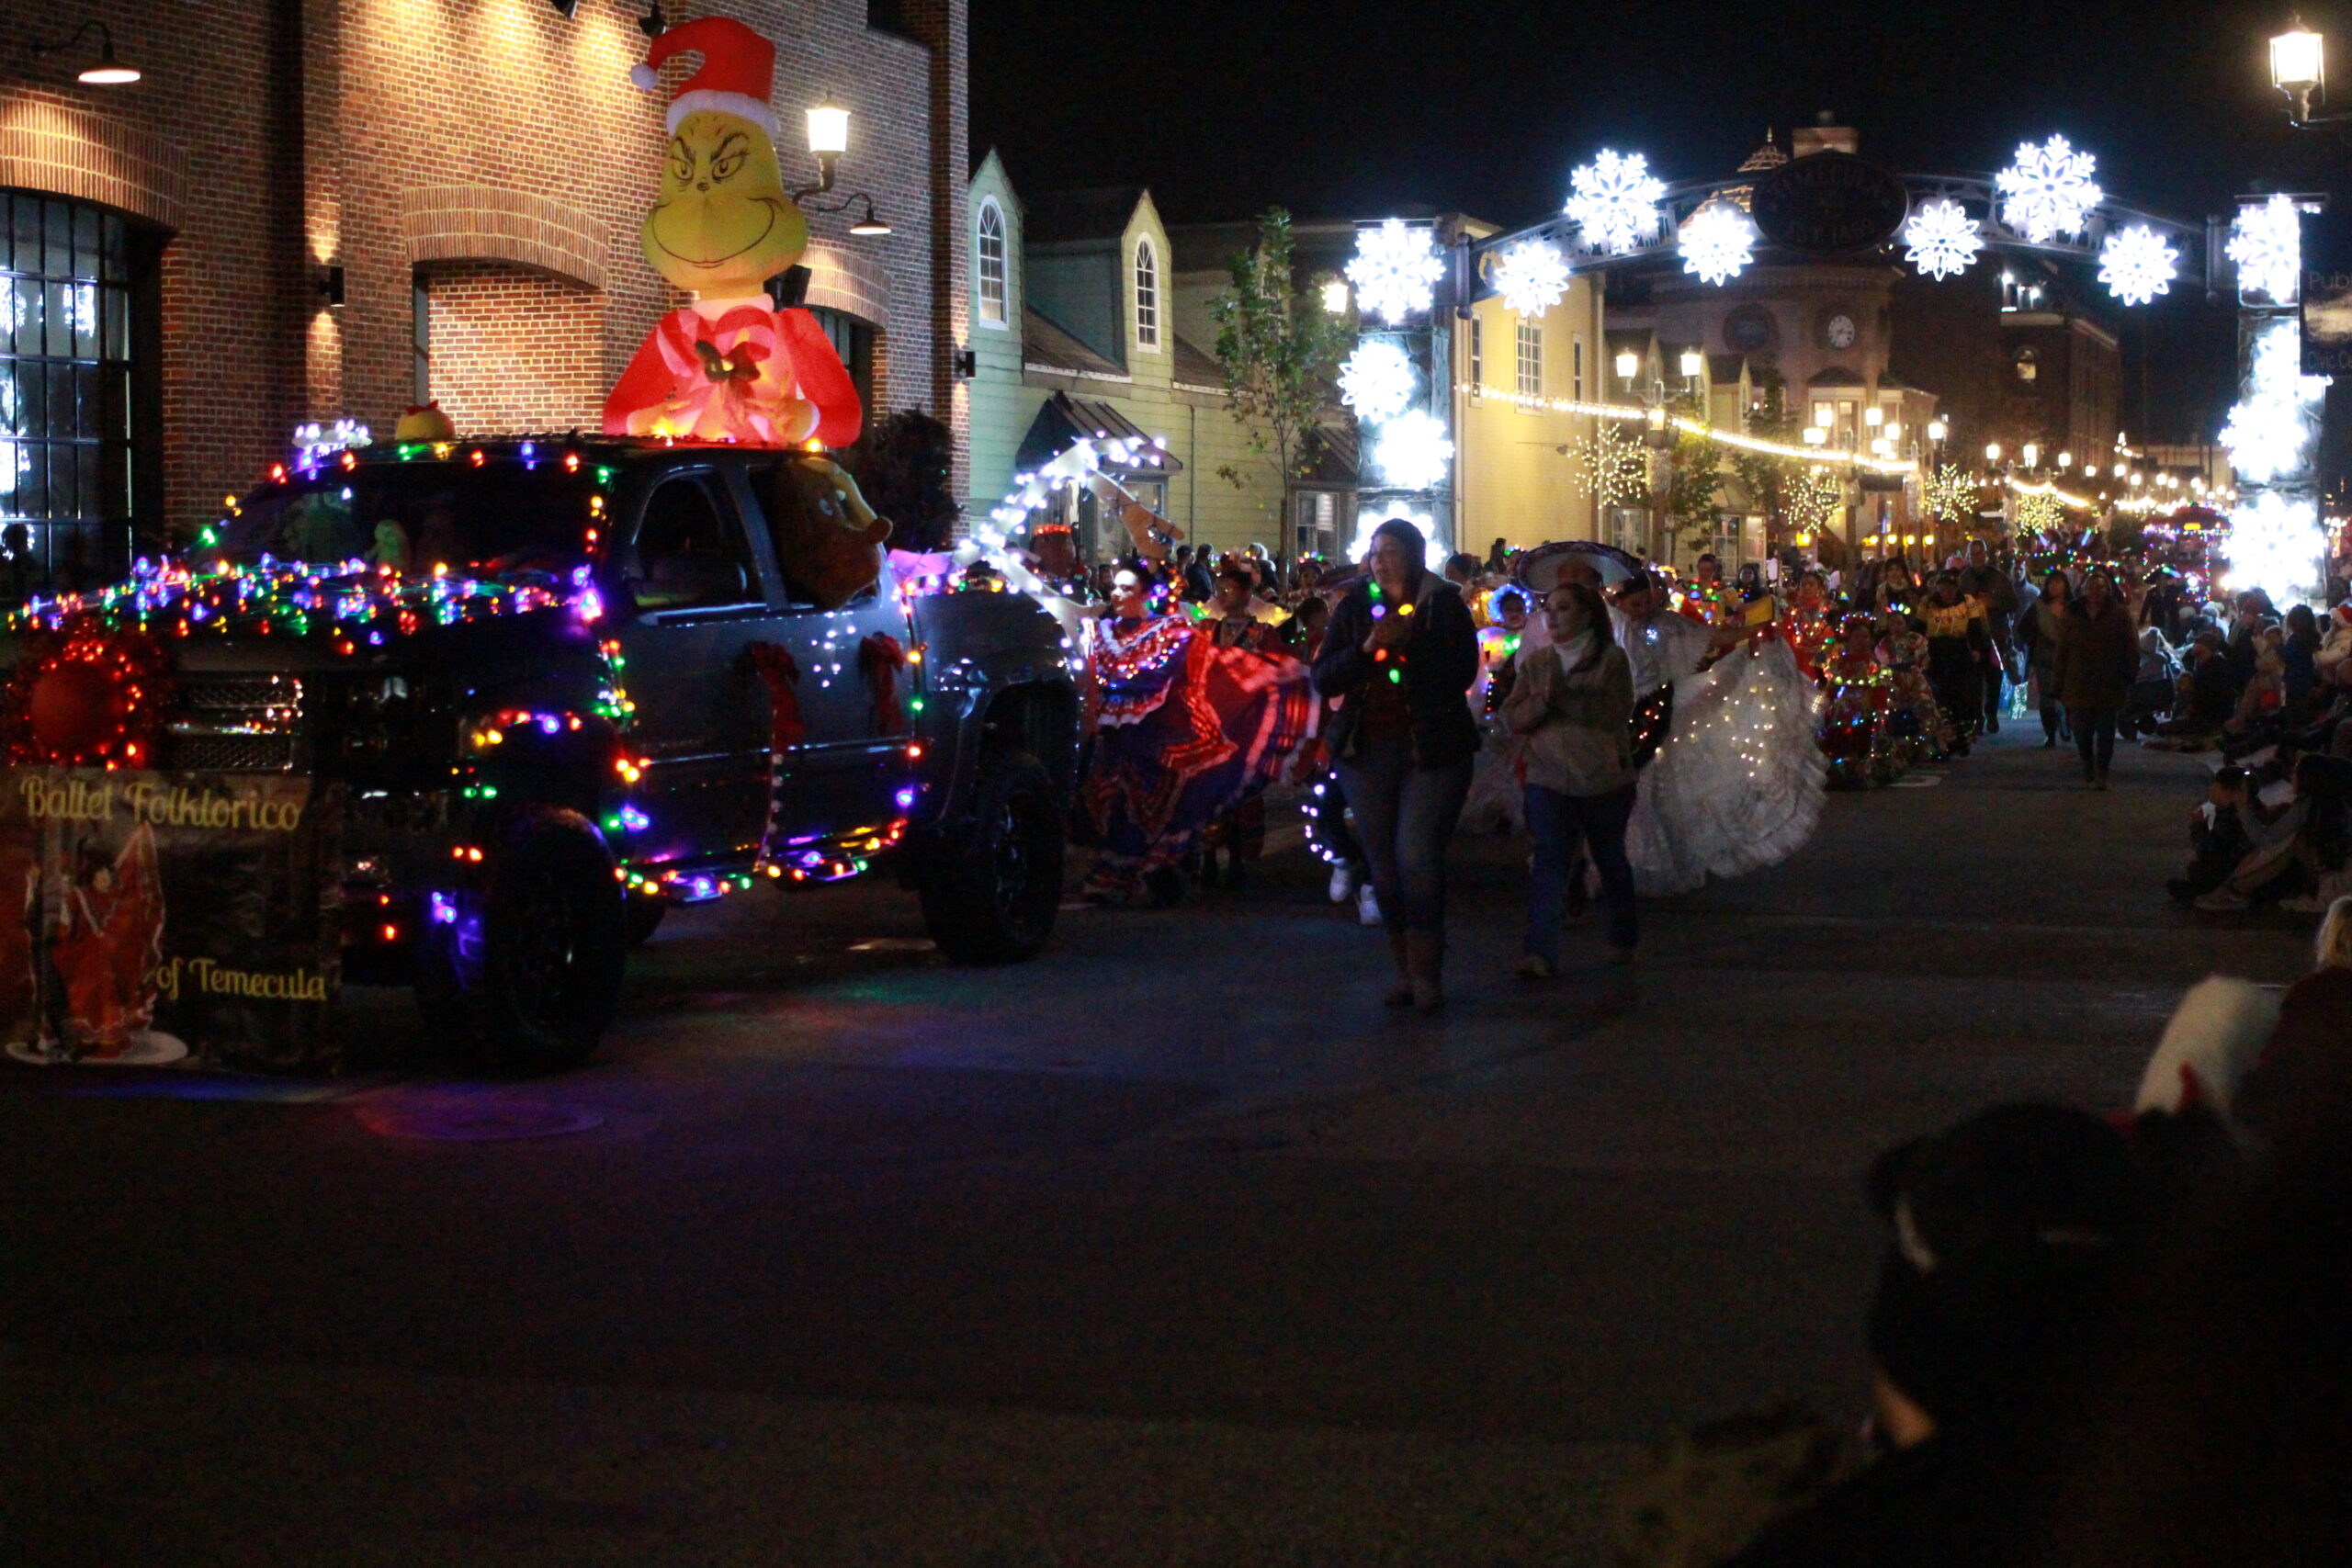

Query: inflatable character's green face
643;109;808;298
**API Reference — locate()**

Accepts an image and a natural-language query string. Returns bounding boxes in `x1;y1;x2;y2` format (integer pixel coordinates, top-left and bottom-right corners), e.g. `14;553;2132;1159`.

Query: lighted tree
1211;209;1352;563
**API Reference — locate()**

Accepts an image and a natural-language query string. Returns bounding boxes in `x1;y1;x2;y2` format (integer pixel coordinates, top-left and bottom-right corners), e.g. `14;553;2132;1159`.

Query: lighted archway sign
1748;151;1911;254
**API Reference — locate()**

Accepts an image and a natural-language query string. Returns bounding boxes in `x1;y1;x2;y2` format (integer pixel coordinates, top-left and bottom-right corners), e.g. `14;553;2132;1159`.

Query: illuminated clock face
1825;313;1858;349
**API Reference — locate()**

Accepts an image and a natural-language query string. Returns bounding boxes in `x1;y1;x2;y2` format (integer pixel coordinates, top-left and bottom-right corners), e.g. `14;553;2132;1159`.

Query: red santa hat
628;15;777;140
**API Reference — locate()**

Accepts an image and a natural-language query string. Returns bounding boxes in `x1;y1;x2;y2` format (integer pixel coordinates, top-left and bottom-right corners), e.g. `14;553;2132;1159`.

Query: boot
1406;930;1446;1013
1383;929;1414;1008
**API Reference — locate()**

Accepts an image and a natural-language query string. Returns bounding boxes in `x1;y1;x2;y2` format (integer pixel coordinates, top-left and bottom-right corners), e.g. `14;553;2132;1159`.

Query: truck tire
418;809;628;1072
624;890;667;948
920;749;1062;964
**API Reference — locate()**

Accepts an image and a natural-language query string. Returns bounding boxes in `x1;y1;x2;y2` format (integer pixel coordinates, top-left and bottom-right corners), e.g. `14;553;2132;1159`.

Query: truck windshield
206;462;596;578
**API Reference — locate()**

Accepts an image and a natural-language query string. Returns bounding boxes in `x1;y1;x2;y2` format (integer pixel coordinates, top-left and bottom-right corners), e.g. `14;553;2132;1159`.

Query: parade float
0;15;1078;1073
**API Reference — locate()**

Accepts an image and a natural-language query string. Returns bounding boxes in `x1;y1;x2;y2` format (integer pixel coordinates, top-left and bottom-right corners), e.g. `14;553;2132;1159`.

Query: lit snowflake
1339;338;1417;424
2098;224;2177;307
2222;320;2328;483
1679;203;1756;286
1349;505;1448;570
1344;219;1445;328
1491;239;1569;317
1996;135;2102;243
2222;491;2325;601
1565;150;1665;255
2227;193;2304;303
1903;197;1982;281
1372;409;1454;491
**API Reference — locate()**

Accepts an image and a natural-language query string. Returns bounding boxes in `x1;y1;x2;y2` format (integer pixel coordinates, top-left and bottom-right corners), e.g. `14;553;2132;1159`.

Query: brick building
0;0;965;590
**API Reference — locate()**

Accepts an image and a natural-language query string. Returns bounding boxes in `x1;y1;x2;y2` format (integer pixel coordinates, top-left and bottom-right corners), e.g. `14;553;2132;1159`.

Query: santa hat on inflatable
628;15;778;140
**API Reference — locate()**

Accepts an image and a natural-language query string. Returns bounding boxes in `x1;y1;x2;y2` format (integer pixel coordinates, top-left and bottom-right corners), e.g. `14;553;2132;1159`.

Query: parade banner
0;769;341;1071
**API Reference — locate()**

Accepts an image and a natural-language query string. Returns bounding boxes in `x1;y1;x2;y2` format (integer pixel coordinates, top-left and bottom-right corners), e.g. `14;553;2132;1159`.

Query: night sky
973;0;2347;448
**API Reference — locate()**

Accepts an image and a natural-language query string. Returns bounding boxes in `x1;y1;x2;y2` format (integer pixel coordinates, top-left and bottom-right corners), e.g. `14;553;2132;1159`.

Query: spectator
2235;895;2352;1145
1502;581;1636;978
2052;568;2138;789
1312;516;1481;1011
1724;1104;2151;1568
2195;754;2352;911
2314;602;2352;686
1442;551;1480;591
2015;570;2072;747
2168;765;2256;904
2282;604;2323;701
1958;539;2019;731
1484;536;1512;575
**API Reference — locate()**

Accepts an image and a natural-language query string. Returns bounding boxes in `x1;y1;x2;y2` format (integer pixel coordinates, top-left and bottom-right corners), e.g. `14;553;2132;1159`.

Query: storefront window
808;306;876;414
0;192;151;593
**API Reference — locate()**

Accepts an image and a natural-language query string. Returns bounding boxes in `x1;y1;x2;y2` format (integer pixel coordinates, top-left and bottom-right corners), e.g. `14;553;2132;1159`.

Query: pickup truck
5;436;1080;1068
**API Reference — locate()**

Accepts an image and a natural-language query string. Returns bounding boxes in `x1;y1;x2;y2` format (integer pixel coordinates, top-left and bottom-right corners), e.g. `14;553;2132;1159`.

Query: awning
1014;392;1182;478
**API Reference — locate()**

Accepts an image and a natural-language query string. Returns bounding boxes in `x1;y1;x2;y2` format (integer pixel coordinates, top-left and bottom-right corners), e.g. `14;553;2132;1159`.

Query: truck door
737;458;918;842
610;468;779;868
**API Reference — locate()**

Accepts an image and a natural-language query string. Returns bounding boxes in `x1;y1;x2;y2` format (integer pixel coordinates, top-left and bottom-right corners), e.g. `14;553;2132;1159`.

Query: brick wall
0;0;964;546
422;260;605;434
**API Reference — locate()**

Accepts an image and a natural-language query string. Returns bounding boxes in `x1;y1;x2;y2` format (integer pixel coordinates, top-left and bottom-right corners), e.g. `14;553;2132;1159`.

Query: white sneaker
1357;883;1383;926
1328;863;1358;903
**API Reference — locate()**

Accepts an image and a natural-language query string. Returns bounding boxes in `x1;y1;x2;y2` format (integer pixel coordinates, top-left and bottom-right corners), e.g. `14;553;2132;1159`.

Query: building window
976;198;1007;328
808;306;876;413
1573;337;1585;402
1516;321;1543;399
0;191;154;594
2014;349;2039;385
1468;315;1482;389
1133;237;1159;351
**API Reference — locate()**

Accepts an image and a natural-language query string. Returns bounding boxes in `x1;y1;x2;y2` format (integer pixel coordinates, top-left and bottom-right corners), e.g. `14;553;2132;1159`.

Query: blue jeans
1333;739;1473;935
1524;783;1636;960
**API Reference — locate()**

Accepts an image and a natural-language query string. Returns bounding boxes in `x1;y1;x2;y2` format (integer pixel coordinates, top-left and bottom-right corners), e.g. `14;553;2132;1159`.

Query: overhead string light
1679;202;1758;286
2098;223;2177;306
1565;149;1666;255
1995;135;2102;243
1490;238;1569;317
1339;338;1418;424
1344;219;1446;328
1903;197;1983;280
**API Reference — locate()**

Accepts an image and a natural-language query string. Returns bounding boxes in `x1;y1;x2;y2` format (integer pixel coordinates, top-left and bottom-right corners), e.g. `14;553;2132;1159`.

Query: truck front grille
163;674;306;773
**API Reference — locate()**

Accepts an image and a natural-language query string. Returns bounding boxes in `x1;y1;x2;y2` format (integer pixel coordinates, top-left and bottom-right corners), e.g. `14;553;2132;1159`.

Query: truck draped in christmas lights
0;436;1080;1070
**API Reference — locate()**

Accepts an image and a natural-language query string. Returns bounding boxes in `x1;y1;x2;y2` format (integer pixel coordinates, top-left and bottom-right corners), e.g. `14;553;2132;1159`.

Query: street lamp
1928;420;1948;443
2021;443;2040;468
2057;450;2073;469
806;97;850;192
1984;443;2002;463
1804;425;1827;446
2272;19;2344;125
1614;349;1640;385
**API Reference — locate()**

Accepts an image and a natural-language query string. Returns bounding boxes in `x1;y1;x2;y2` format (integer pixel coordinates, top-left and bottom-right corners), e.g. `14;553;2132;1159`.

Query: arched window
1133;236;1159;351
975;198;1006;327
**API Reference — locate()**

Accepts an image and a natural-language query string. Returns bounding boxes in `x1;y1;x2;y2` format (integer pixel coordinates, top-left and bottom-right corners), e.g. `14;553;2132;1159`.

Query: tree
1729;360;1794;532
1664;393;1725;553
1210;209;1351;564
839;407;960;553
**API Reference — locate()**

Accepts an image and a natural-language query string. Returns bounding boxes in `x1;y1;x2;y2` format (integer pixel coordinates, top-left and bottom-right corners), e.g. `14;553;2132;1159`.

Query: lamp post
2271;18;2350;125
14;19;141;84
791;97;890;235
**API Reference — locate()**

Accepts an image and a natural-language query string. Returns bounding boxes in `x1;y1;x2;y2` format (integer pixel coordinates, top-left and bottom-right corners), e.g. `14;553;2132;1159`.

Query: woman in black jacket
1311;517;1480;1010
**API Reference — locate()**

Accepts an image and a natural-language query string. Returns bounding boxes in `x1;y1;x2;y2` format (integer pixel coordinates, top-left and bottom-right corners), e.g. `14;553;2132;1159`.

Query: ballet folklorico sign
0;768;342;1071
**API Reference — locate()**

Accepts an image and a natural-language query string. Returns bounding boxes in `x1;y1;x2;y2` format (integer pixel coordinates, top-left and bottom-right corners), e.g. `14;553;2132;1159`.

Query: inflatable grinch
606;15;862;448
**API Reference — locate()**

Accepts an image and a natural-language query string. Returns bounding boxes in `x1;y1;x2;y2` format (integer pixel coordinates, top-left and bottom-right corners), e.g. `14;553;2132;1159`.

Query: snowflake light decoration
1565;150;1666;255
1566;425;1650;506
2221;491;2325;601
1903;198;1982;281
2222;320;2329;484
2098;224;2177;307
2227;193;2304;303
1349;505;1449;571
1783;468;1844;535
1372;410;1454;491
2011;491;2066;535
1491;239;1569;317
1339;338;1417;424
1679;203;1757;286
1344;219;1445;328
1996;136;2103;243
1924;463;1977;525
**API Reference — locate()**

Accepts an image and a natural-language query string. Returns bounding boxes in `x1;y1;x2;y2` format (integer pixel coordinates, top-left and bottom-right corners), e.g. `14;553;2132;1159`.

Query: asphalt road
0;727;2312;1567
